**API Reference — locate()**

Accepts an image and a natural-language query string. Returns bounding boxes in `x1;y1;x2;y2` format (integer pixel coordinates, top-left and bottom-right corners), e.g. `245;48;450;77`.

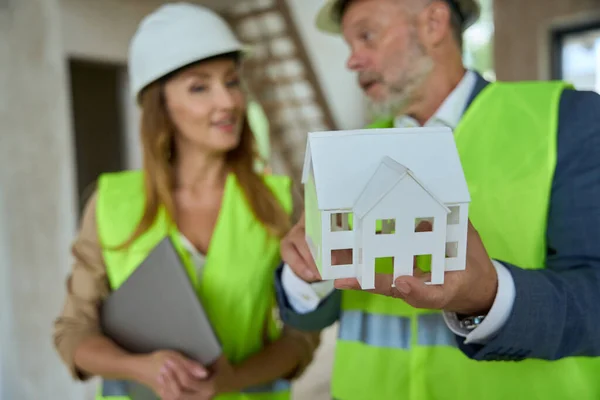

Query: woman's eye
190;85;207;93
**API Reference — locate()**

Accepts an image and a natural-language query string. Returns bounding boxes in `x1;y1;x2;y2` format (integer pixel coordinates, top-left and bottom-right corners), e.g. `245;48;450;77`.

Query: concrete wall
0;0;86;398
0;1;211;398
494;0;600;81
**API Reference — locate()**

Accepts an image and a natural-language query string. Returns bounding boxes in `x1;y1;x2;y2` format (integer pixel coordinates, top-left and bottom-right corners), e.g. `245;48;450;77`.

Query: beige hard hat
315;0;481;34
128;2;247;101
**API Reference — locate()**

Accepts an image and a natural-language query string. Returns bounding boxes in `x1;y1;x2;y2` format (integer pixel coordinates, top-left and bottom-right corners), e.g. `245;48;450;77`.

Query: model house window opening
414;217;434;232
376;218;396;235
330;211;353;231
447;206;460;225
331;248;353;266
446;241;459;258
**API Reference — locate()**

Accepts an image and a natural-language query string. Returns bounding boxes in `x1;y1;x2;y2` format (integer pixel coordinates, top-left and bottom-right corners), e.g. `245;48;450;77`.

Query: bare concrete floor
291;323;338;400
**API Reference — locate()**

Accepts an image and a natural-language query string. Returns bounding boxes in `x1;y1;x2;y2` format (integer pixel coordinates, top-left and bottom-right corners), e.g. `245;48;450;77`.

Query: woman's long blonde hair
117;66;291;249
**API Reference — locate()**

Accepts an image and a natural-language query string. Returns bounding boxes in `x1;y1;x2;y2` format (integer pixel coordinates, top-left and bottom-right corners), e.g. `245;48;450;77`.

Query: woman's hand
210;355;237;395
182;356;237;400
136;350;210;400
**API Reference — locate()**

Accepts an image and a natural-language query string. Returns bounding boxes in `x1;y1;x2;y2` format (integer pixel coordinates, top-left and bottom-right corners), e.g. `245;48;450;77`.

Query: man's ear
416;0;453;49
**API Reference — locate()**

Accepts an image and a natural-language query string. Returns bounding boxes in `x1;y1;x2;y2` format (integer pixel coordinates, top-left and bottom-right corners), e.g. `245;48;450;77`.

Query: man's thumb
394;276;441;308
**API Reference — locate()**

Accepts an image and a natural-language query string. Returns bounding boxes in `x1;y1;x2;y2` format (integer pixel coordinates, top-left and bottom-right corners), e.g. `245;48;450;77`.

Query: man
274;0;600;399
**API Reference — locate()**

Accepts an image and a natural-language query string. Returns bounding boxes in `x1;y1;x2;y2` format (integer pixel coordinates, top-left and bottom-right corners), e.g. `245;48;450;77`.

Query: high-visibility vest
332;81;600;399
94;171;292;400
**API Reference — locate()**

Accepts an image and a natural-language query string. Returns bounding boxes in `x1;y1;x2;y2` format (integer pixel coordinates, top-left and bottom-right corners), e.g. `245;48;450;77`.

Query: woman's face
164;57;245;154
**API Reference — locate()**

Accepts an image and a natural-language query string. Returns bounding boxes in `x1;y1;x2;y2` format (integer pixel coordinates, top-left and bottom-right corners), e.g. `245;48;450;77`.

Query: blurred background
0;0;599;398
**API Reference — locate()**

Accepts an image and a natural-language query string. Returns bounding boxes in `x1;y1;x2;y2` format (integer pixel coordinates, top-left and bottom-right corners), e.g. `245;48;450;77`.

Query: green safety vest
94;171;292;400
332;81;600;399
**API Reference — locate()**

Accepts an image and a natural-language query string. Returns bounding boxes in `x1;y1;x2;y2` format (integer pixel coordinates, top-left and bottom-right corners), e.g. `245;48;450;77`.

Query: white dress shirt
281;70;516;344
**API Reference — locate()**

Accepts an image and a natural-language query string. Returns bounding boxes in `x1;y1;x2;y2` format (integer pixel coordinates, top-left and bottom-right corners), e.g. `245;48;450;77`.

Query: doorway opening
67;58;128;215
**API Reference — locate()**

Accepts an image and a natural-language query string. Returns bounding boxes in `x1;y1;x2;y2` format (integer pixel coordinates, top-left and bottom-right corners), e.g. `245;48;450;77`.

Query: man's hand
280;213;322;283
335;220;499;315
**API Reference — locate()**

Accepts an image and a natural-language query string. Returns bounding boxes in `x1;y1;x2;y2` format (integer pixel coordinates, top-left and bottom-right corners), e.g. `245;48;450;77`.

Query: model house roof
353;156;450;219
302;127;471;210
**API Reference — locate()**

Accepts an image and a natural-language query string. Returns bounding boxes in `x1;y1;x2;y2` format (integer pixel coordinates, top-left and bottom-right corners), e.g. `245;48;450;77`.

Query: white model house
302;126;470;290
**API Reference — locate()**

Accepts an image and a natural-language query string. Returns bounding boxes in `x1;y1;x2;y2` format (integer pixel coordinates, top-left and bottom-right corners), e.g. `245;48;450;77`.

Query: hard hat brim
315;0;481;35
133;43;252;103
315;0;344;35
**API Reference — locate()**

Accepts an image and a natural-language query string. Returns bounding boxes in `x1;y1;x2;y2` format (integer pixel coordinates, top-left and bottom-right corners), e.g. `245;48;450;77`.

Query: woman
53;3;319;400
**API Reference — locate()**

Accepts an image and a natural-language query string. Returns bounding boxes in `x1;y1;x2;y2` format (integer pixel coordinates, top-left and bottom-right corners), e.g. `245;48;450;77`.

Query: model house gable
353;156;450;220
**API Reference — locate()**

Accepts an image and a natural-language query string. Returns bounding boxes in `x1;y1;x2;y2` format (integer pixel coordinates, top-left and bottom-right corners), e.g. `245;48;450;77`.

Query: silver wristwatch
459;315;486;330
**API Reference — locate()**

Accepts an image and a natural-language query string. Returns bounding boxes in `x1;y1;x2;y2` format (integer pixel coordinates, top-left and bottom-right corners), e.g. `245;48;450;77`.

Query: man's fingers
335;274;396;297
281;222;321;283
393;276;446;308
334;274;393;288
412;268;431;282
292;237;320;280
334;277;360;289
286;246;319;282
281;236;312;277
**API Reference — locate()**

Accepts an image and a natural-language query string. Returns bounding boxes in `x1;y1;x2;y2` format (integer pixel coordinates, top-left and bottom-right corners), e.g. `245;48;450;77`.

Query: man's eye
190;85;207;92
360;31;373;42
226;79;240;88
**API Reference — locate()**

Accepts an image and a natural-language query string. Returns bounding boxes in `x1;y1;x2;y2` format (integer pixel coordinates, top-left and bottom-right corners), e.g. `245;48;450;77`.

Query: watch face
460;315;486;330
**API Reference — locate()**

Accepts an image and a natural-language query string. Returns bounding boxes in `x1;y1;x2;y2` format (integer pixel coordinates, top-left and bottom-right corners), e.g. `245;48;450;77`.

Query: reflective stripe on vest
102;380;128;397
339;310;456;348
95;171;293;400
416;313;457;347
242;379;291;394
332;81;600;400
101;379;291;397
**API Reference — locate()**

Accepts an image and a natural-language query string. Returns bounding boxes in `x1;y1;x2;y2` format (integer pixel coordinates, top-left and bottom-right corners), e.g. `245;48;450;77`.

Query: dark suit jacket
274;73;600;361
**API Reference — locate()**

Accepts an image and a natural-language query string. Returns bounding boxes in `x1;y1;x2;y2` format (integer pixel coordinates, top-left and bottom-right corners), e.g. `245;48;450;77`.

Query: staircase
224;0;337;183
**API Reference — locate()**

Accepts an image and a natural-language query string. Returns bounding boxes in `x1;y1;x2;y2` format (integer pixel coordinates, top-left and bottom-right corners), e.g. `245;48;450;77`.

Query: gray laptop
100;237;222;399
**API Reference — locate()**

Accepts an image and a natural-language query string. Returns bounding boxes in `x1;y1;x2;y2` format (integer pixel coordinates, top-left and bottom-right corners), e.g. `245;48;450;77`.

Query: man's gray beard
366;55;434;122
366;92;411;121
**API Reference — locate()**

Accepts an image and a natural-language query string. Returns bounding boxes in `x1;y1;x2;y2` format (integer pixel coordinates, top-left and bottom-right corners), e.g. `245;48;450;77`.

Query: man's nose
347;51;367;71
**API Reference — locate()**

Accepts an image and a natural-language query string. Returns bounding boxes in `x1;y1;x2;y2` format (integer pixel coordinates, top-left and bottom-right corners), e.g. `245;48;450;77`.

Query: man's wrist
461;262;499;316
444;260;516;344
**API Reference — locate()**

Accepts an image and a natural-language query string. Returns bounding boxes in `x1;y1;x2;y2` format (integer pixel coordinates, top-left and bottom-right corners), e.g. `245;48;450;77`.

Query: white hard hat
316;0;480;35
128;2;246;101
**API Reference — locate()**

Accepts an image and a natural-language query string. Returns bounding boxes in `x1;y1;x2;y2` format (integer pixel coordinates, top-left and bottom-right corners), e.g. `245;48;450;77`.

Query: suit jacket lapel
464;71;491;114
